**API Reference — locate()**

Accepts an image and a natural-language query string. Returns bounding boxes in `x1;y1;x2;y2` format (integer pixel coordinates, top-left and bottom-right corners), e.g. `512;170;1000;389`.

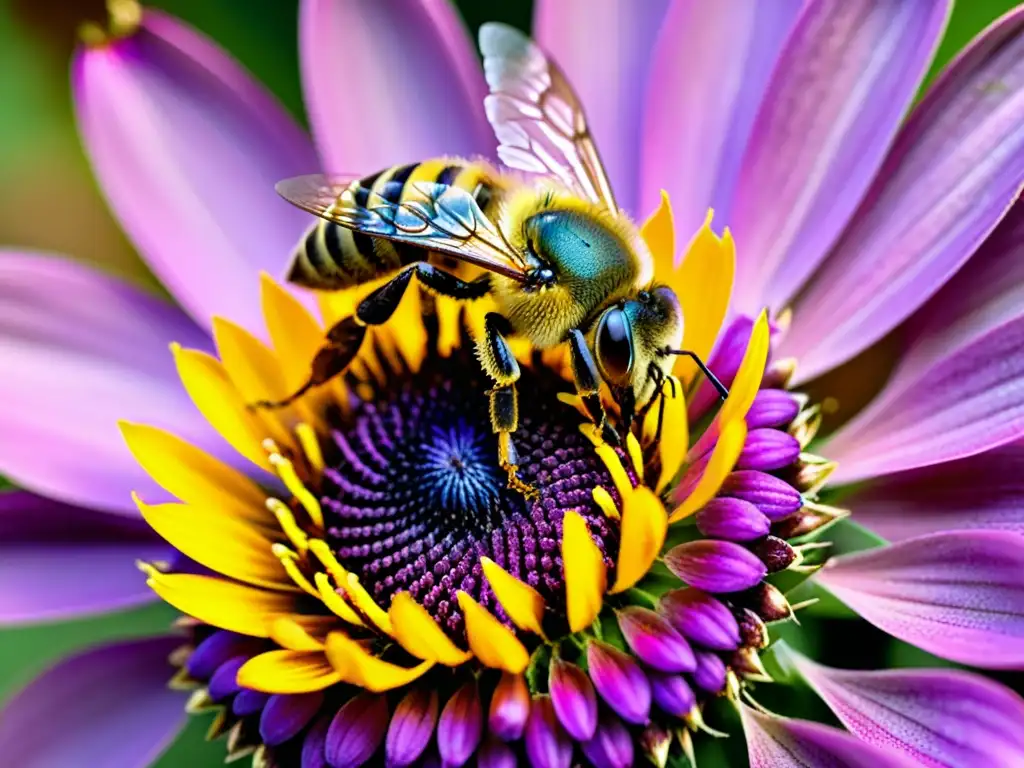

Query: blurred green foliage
0;0;1021;765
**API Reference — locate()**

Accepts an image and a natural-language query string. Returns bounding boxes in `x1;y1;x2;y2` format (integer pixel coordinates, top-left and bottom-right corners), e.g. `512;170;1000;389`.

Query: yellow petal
641;190;676;277
134;494;292;591
269;617;328;651
639;377;688;493
480;557;546;636
389;593;472;665
594;443;633;502
344;573;393;636
719;310;770;426
611;487;668;593
237;649;340;694
171;344;273;470
313;572;364;626
324;633;434;692
562;511;607;632
119;421;270;528
456;592;530;673
669;419;748;523
435;296;463;357
260;273;326;394
384;283;427;373
671;212;735;383
139;567;297;636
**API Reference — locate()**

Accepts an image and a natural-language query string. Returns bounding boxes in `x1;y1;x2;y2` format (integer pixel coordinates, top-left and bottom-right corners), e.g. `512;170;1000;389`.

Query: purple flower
1;1;1024;767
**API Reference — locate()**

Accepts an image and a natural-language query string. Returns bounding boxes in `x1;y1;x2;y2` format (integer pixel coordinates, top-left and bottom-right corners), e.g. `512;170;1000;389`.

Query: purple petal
0;254;224;513
647;671;696;718
487;672;530;742
74;11;318;332
300;0;492;176
548;658;598;741
696;497;771;542
386;688;438;768
0;636;186;768
260;692;324;747
816;531;1024;668
720;470;803;521
664;540;768;593
782;7;1024;383
186;630;264;680
437;679;483;767
687;316;754;423
736;429;801;472
746;390;801;430
534;0;671;216
232;689;271;717
302;715;331;768
524;696;572;768
616;606;696;673
659;588;742;651
586;641;651;725
731;0;951;314
325;693;389;768
846;441;1024;541
740;704;917;768
788;650;1024;767
0;491;166;624
826;204;1024;483
641;0;801;241
208;656;247;701
476;735;516;768
579;711;634;768
691;651;727;694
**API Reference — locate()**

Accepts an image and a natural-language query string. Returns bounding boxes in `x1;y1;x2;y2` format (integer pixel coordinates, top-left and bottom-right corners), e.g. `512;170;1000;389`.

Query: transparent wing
276;174;530;281
479;22;618;214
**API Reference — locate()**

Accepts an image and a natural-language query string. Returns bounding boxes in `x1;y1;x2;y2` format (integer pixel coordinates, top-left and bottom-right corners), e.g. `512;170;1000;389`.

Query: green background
0;0;1020;764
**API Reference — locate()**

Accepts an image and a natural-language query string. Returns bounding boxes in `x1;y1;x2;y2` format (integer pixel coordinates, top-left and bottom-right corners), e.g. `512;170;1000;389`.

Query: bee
256;23;728;490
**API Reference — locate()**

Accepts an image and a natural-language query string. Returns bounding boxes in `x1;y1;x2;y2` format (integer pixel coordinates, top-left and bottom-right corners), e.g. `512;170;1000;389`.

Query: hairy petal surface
0;254;226;513
639;0;801;239
0;637;186;768
731;0;950;314
783;7;1024;382
815;531;1024;668
534;0;670;216
301;0;493;174
786;649;1024;767
74;10;318;332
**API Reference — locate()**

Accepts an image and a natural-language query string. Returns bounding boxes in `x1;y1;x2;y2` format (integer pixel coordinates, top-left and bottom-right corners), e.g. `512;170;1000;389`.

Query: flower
2;1;1024;767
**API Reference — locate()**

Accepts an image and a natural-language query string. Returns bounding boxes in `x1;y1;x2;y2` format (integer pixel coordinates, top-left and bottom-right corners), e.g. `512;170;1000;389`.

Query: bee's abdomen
286;159;497;292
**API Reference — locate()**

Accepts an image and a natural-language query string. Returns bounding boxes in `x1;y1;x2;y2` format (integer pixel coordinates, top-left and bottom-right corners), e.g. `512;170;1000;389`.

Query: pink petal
815;531;1024;668
730;0;950;315
825;204;1024;483
74;10;319;332
0;254;226;514
0;636;186;768
782;7;1024;382
640;0;801;242
740;704;916;768
0;491;165;624
786;649;1024;767
843;441;1024;542
300;0;493;175
534;0;671;216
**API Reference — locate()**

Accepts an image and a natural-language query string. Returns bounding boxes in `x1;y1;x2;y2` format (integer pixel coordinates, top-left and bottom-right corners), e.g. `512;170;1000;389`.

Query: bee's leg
479;313;535;497
567;329;620;446
413;263;491;299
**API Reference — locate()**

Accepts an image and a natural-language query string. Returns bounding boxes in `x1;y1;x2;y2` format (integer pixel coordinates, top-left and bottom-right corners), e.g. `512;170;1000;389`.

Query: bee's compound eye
596;308;634;383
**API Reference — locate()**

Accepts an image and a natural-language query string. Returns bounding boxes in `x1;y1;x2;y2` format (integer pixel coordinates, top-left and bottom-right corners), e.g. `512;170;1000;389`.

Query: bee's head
593;284;684;415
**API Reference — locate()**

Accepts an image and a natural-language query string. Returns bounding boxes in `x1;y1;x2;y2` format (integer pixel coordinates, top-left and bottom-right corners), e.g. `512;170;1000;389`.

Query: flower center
319;342;621;638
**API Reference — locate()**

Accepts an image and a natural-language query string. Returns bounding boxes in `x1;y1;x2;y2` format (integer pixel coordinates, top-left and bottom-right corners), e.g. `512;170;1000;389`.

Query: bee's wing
276;174;530;282
479;23;618;215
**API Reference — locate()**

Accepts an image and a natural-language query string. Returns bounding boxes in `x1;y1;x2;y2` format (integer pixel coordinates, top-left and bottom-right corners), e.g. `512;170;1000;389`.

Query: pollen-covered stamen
313;342;625;639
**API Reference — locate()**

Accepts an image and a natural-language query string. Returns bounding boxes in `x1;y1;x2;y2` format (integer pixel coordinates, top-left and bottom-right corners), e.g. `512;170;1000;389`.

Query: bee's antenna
662;349;730;401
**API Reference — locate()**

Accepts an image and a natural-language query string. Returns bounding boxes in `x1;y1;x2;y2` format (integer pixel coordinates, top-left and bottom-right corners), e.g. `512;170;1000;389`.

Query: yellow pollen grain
295;423;324;473
269;453;324;530
266;498;309;555
271;544;319;597
592;486;620;520
313;572;364;626
594;443;633;502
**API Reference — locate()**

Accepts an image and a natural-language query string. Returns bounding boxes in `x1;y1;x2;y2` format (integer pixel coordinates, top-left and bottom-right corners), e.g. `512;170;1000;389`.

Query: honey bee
257;23;727;490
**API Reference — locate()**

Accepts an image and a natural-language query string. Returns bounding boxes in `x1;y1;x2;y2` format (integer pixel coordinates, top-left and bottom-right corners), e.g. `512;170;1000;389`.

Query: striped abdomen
286;159;497;291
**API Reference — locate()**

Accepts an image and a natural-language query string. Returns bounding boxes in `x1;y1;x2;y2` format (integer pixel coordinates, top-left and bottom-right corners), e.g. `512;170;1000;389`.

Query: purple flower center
319;344;621;638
